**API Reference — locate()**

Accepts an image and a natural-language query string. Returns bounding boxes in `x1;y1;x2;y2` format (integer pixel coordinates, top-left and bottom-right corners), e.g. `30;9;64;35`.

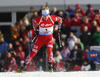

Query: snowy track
0;71;100;77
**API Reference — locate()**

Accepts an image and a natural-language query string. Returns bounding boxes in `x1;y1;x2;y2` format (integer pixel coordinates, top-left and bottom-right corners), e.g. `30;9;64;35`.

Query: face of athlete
42;9;49;20
43;15;49;20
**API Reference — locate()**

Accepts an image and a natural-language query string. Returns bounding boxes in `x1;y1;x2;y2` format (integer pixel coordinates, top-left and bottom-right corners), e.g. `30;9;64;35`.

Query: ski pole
58;30;62;48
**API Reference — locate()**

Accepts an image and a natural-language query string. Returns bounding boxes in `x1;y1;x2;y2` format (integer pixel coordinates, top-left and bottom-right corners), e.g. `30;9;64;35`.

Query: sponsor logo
33;45;38;49
41;24;52;27
32;48;37;52
41;24;44;26
89;53;98;57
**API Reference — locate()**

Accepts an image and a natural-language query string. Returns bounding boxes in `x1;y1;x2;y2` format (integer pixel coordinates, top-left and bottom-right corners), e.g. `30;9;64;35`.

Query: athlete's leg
47;46;53;63
25;36;44;64
18;35;45;72
46;37;53;63
46;36;53;71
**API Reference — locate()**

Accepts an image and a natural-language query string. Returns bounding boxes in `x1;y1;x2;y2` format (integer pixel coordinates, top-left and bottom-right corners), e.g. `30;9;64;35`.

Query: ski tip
15;71;22;73
49;70;53;72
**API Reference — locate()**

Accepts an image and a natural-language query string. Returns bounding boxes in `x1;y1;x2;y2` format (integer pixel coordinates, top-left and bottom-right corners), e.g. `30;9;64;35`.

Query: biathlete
20;6;62;72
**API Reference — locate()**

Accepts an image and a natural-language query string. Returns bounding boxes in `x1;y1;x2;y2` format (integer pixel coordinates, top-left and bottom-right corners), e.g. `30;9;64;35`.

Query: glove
34;30;38;37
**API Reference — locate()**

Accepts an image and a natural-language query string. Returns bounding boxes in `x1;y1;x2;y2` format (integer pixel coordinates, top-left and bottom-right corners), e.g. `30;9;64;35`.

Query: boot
48;62;53;72
16;63;27;73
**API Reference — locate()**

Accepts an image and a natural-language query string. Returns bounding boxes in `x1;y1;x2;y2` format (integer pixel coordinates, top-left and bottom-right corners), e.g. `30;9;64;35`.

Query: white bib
39;26;53;35
38;16;54;35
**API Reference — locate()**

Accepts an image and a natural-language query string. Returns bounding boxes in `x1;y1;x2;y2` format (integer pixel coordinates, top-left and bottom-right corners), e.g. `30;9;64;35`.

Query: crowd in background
0;4;100;72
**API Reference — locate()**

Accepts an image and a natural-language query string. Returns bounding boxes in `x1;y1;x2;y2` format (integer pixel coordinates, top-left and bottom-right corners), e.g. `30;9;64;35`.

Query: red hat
75;4;80;8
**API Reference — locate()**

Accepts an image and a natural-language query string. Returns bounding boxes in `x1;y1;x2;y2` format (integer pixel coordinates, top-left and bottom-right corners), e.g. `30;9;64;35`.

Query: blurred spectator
63;10;68;19
70;44;82;65
71;12;82;37
83;49;96;70
65;5;74;18
38;58;44;71
76;38;84;51
64;60;73;71
82;48;89;59
38;6;44;16
19;38;25;48
0;36;8;58
8;43;14;54
14;41;26;66
58;11;64;19
23;26;35;55
63;15;71;36
16;46;25;60
23;17;29;27
73;4;85;16
50;7;58;16
86;6;95;22
30;10;39;25
67;32;77;51
24;7;34;23
81;60;91;71
53;51;62;63
91;20;99;35
53;51;64;71
4;52;18;72
0;30;3;38
13;51;21;67
53;38;58;57
33;10;39;18
61;46;71;61
89;61;96;70
80;16;91;33
85;4;92;15
92;26;100;45
61;34;67;47
23;26;35;40
19;19;26;37
98;11;100;21
72;12;82;26
15;40;23;52
94;14;100;26
26;59;36;71
73;64;81;71
80;26;91;48
54;60;65;72
23;37;29;57
11;23;20;40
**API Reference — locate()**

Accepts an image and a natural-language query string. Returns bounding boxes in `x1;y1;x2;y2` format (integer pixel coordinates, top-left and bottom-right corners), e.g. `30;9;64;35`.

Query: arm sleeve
57;17;62;29
52;15;62;29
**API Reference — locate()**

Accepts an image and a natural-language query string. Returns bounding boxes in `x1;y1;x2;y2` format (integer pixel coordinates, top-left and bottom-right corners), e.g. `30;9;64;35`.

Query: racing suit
25;15;62;64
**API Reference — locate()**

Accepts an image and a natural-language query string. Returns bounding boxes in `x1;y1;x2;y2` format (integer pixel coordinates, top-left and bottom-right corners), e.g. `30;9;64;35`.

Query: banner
87;51;100;63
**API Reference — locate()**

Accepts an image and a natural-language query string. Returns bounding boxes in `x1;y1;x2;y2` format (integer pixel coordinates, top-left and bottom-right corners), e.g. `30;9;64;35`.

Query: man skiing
20;6;62;72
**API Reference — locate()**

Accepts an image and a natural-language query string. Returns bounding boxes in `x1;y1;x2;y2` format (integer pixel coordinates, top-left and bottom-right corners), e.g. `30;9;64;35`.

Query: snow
0;71;100;77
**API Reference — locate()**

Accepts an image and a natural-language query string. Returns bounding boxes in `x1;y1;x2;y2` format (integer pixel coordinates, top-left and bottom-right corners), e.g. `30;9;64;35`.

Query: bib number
45;29;47;31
